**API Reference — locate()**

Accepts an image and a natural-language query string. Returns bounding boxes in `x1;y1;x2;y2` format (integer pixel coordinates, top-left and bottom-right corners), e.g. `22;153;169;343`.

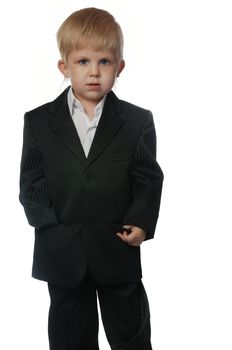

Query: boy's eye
100;58;110;65
78;59;88;65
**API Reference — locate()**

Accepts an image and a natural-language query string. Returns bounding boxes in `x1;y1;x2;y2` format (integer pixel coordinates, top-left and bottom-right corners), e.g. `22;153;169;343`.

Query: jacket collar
48;87;124;168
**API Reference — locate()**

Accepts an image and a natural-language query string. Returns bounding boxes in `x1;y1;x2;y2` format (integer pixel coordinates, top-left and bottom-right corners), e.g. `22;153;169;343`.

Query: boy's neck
82;101;98;120
72;92;101;120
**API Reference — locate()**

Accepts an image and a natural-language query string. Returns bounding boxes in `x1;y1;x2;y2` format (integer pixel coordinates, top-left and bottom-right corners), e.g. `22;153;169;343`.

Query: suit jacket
19;87;163;287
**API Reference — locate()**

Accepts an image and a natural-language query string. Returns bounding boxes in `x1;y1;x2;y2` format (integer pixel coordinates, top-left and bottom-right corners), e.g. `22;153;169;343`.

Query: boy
19;7;163;350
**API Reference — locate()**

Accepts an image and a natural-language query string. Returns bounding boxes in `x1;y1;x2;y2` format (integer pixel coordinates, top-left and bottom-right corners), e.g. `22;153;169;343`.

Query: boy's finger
116;231;130;241
116;232;142;246
122;225;133;231
121;227;132;234
116;232;127;241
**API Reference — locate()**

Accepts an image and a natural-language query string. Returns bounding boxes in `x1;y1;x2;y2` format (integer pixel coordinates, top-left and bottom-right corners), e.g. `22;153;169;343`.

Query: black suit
19;87;163;287
19;87;163;349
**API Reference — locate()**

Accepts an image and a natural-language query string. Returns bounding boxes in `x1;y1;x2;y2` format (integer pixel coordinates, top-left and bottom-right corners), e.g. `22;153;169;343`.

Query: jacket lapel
48;87;86;164
85;91;124;168
48;88;124;167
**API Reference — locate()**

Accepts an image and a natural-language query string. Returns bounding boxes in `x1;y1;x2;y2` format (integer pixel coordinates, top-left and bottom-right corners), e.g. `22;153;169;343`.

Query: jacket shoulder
25;101;51;118
119;98;153;127
25;87;69;121
120;99;150;114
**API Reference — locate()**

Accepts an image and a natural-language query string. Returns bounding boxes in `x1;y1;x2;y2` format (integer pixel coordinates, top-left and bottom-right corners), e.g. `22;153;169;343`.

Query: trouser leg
97;280;152;350
48;271;99;350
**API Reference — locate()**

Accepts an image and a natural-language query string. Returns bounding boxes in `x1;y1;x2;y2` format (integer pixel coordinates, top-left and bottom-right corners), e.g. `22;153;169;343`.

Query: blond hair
57;7;124;62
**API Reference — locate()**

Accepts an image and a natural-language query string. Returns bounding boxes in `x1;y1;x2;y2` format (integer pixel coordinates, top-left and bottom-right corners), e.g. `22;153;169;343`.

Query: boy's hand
116;225;146;247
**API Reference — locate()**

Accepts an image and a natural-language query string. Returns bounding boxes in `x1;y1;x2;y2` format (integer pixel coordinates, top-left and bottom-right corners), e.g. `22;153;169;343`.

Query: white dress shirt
67;87;106;157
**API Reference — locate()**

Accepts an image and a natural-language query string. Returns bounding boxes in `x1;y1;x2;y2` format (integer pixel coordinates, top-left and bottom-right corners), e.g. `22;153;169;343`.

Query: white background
0;0;232;349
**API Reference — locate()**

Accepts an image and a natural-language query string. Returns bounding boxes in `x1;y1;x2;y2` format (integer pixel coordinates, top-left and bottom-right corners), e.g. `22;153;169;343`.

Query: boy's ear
58;59;69;77
117;60;125;77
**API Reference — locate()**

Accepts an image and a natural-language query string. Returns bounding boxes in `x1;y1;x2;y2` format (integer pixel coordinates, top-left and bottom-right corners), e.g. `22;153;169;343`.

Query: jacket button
84;173;90;180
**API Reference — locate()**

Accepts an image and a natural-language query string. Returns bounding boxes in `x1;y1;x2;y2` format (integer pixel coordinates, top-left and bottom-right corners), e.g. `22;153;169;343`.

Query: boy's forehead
68;47;117;58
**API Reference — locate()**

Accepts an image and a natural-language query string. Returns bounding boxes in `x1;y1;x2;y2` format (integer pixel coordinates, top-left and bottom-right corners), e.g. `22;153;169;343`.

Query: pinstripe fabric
48;273;99;350
19;87;163;286
48;271;152;350
122;111;163;238
19;116;58;228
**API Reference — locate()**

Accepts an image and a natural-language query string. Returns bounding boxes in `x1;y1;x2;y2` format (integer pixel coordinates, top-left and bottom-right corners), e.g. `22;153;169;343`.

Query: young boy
19;7;163;350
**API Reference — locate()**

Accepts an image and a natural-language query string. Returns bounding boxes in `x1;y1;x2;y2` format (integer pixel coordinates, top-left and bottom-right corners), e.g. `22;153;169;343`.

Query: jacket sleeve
19;113;59;228
122;111;164;240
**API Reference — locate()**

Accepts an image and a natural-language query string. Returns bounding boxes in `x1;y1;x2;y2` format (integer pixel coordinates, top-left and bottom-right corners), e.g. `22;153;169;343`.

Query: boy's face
58;48;125;106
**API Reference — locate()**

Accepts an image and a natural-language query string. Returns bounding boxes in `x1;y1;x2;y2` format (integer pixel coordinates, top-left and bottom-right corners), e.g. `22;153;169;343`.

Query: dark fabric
48;271;152;350
19;87;164;286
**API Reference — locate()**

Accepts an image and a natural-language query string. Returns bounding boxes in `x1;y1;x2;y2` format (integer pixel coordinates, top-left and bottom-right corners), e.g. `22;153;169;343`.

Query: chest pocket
100;151;133;162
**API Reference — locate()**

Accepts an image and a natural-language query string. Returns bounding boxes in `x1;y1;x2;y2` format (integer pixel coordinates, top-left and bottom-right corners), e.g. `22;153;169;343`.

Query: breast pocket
101;151;133;162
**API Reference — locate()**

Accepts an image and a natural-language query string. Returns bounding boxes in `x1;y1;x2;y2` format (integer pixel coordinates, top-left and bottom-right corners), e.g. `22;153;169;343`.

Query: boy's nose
89;63;100;77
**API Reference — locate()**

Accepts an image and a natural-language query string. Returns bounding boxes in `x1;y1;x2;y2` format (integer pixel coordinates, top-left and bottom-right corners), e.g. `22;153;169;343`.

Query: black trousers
48;270;152;350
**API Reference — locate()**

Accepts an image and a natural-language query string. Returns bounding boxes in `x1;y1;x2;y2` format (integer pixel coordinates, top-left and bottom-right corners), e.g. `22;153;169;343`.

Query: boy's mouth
86;83;101;89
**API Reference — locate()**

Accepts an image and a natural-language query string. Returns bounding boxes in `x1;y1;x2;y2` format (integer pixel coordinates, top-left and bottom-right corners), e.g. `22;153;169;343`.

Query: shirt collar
67;86;106;119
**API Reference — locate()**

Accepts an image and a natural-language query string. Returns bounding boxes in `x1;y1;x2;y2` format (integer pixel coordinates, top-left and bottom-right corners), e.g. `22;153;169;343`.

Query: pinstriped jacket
19;87;163;287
